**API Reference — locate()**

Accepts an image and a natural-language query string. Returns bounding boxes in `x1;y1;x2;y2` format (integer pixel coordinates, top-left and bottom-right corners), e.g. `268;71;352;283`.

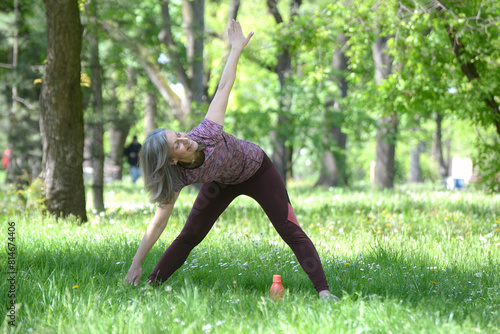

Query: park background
0;0;499;333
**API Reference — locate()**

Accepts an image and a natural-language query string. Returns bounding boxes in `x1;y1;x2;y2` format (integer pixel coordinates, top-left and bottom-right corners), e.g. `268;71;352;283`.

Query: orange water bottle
270;275;285;301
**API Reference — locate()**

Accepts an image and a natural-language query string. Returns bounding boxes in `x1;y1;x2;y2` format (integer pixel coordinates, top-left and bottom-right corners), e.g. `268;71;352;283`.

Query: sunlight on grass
1;181;499;333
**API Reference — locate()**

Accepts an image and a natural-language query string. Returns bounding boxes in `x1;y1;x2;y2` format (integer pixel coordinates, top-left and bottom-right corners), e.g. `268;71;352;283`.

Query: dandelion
431;282;437;285
344;262;350;266
259;231;265;237
72;285;79;289
274;247;280;252
252;241;260;247
377;230;382;234
385;223;390;227
165;285;172;292
474;273;482;278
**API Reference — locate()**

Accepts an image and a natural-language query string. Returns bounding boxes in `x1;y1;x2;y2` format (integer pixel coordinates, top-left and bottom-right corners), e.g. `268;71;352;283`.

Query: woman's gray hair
139;128;180;206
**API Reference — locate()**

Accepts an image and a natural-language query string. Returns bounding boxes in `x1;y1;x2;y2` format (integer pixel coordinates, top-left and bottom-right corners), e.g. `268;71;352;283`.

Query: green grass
1;179;499;333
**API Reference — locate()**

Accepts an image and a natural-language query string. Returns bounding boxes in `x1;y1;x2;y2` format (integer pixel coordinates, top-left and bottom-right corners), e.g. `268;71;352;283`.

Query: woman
124;20;338;300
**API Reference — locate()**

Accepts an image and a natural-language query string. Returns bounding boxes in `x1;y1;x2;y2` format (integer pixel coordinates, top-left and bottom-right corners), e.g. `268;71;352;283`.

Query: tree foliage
0;0;499;207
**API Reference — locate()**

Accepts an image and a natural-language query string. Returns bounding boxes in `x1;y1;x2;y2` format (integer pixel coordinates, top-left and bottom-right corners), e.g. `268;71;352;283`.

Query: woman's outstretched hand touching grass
124;263;142;286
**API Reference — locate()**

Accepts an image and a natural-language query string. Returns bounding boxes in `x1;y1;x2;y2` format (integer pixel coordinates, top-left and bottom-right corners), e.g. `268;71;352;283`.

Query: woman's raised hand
228;19;254;51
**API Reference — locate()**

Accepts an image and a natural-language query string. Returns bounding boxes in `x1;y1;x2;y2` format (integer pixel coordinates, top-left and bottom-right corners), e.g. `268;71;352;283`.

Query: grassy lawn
1;178;499;333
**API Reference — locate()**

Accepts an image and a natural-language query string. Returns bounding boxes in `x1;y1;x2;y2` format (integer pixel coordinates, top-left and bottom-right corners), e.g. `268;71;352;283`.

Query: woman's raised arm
205;20;253;126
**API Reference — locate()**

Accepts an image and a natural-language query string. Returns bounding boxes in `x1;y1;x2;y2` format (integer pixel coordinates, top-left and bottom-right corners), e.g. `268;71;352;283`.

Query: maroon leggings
148;153;330;293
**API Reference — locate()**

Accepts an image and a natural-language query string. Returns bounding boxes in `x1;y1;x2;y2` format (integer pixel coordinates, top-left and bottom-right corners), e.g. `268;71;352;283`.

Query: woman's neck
179;150;204;168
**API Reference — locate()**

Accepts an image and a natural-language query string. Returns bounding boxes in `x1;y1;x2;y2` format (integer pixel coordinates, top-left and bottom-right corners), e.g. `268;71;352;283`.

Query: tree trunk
158;0;205;126
266;0;301;182
145;91;158;135
88;0;104;211
372;34;397;189
6;0;22;186
107;67;136;180
183;0;205;118
408;140;425;183
226;0;240;29
374;115;398;188
39;0;86;221
317;32;349;187
433;111;448;184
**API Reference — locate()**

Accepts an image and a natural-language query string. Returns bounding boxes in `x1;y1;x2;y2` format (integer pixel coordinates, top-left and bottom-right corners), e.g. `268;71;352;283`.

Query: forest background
0;0;499;222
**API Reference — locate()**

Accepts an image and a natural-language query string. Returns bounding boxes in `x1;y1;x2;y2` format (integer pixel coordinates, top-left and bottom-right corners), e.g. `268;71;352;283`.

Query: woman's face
165;130;199;164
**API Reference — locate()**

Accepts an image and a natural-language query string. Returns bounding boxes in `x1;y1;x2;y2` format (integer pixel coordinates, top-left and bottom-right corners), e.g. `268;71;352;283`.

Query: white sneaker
319;290;340;302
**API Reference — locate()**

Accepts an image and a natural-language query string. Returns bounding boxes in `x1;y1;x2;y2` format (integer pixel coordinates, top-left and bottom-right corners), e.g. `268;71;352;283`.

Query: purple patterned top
174;118;264;191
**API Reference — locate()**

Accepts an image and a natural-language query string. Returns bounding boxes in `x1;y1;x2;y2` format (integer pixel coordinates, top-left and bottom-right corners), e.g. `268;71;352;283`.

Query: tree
144;90;158;135
316;31;349;187
6;0;21;185
158;0;205;124
107;66;137;181
372;32;397;188
266;0;302;182
433;111;449;183
1;0;44;186
86;0;104;211
39;0;86;221
394;0;500;188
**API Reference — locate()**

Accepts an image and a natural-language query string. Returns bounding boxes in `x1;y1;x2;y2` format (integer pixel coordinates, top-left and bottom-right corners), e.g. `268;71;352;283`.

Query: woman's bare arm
124;192;179;286
205;20;253;126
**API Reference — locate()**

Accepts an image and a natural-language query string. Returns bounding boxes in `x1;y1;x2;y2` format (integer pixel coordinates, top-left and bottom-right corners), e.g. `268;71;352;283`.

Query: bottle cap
273;275;282;283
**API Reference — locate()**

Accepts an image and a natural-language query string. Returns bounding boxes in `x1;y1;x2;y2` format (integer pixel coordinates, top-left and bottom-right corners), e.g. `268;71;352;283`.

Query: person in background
124;136;142;183
124;20;338;301
2;148;10;170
